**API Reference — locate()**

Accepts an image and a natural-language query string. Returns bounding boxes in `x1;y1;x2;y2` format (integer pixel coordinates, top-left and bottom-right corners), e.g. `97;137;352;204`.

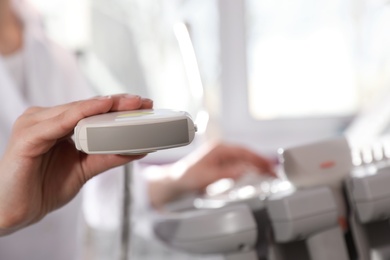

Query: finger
218;164;248;181
23;106;45;115
79;154;147;182
20;97;112;125
20;97;116;155
140;98;154;109
195;165;248;193
47;96;152;141
216;144;276;176
108;94;143;111
25;94;146;123
235;147;276;176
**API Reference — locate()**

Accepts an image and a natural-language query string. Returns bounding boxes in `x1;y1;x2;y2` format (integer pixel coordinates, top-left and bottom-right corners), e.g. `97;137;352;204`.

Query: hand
0;94;153;235
148;142;276;208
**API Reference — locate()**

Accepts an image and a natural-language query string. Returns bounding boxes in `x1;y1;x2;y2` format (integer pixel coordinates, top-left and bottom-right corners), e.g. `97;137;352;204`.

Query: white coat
0;0;94;259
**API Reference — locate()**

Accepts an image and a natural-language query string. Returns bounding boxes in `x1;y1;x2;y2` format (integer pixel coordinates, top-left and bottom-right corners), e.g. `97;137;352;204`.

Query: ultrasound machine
153;135;390;260
148;84;390;260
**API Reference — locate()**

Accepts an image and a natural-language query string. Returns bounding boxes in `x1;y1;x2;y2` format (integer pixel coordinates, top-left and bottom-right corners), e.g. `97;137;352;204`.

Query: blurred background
25;0;390;259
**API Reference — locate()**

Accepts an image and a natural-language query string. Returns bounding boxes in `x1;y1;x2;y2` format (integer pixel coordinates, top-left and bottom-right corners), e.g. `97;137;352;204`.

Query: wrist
147;164;188;209
0;209;31;236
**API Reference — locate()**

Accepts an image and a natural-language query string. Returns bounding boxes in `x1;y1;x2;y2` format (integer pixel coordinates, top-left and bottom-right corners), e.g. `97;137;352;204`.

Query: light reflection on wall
26;0;219;121
247;0;358;119
246;0;390;120
27;0;91;51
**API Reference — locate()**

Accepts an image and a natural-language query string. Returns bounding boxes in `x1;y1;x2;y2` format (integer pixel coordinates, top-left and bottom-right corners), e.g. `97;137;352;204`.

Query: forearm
0;219;24;236
147;164;189;209
148;178;180;209
0;193;27;236
0;159;34;236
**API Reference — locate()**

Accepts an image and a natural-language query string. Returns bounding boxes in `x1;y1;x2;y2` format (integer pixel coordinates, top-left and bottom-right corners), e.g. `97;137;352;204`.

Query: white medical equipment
278;137;352;188
154;204;259;260
154;173;276;259
346;154;390;260
267;187;349;260
74;109;197;260
153;136;353;260
193;175;291;260
266;137;351;260
74;109;197;154
195;180;349;260
277;136;353;232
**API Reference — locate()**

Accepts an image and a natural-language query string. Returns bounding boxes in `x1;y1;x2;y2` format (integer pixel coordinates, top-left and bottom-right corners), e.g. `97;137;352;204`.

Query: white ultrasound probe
74;109;197;154
74;108;197;260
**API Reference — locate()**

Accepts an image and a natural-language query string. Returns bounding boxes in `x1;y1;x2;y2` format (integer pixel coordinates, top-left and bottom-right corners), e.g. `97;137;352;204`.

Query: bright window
247;0;358;119
246;0;390;120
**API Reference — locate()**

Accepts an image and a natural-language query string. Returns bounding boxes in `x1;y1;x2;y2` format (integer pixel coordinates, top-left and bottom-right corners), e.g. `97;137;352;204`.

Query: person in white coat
0;0;94;259
0;1;152;259
0;0;276;259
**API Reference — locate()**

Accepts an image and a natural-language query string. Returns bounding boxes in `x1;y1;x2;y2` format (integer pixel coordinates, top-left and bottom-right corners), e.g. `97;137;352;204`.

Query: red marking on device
320;161;335;169
338;216;348;232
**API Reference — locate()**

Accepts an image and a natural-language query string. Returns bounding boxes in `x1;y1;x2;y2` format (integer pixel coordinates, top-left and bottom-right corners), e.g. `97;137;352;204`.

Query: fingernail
142;98;153;103
124;94;141;99
93;95;112;100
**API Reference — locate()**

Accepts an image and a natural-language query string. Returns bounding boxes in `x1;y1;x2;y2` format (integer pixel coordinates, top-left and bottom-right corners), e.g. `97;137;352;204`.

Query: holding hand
0;94;153;235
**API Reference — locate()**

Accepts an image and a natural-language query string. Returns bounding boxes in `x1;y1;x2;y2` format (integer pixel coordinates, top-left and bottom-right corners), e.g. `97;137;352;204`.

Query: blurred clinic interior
12;0;390;259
